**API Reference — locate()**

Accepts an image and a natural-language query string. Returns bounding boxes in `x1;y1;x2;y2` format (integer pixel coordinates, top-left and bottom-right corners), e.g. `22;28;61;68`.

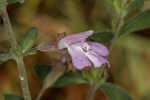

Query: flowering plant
0;0;150;100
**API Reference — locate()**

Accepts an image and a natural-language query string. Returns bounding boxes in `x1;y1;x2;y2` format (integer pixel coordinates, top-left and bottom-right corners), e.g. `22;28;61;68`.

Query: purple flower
58;30;110;70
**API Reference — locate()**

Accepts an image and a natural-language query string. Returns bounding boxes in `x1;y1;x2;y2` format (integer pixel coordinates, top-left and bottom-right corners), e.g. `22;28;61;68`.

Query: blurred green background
0;0;150;100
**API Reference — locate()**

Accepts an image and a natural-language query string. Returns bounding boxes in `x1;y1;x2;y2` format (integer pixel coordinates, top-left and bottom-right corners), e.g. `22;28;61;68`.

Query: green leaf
82;71;93;84
4;94;23;100
53;71;87;87
0;53;11;64
88;31;114;44
119;9;150;35
7;0;24;4
100;83;133;100
34;64;87;88
20;27;38;54
127;0;145;11
34;64;52;82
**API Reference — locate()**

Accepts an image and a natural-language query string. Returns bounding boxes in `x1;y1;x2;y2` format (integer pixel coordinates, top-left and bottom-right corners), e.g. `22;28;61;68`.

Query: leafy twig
86;11;125;100
0;0;31;100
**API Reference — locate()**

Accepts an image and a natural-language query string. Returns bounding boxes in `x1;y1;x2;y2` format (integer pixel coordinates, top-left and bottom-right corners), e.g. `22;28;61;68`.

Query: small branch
15;56;31;100
36;59;66;100
110;12;125;51
87;66;105;100
1;9;17;49
87;83;97;100
0;1;31;100
36;87;46;100
87;12;125;100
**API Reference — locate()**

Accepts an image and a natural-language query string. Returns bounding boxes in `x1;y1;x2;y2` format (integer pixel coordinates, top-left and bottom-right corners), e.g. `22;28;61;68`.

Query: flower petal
67;45;91;69
87;42;109;56
69;42;110;68
58;30;94;49
85;51;110;68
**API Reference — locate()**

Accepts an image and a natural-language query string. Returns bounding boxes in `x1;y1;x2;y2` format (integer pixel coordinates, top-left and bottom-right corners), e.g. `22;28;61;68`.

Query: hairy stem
1;7;17;49
15;57;31;100
0;2;31;100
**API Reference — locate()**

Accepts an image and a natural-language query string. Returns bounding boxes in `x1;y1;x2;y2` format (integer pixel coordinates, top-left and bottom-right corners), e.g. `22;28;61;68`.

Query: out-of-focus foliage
7;0;24;4
100;83;133;100
127;0;145;11
34;64;52;83
34;64;87;88
119;9;150;35
113;35;150;100
54;71;87;87
4;94;23;100
88;31;114;44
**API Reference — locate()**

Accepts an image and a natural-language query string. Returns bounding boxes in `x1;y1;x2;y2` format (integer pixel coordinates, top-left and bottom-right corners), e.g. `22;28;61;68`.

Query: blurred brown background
0;0;150;100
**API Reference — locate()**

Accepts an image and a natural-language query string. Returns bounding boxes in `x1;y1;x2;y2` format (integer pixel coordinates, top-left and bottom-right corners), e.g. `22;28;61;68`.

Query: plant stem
110;12;125;51
87;83;97;100
1;8;17;49
36;87;46;100
36;60;66;100
87;12;125;100
0;2;31;100
87;66;105;100
15;56;31;100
